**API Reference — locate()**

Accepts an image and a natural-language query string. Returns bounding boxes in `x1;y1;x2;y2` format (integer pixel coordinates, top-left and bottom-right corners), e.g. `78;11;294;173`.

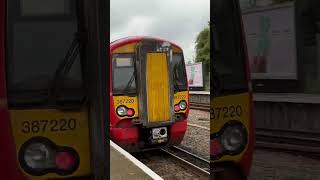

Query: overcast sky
110;0;210;63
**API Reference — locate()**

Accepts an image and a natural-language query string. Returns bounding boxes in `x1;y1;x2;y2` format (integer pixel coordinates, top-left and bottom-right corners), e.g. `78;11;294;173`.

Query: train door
211;0;255;179
136;40;174;127
0;0;109;179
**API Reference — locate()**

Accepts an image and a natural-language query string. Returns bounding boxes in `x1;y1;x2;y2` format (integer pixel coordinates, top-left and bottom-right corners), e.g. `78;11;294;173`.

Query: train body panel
1;0;109;179
110;36;189;152
9;109;91;179
211;93;254;177
212;0;255;179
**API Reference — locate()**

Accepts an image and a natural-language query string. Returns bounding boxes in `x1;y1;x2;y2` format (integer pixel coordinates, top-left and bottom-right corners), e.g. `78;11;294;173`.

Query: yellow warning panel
174;91;189;113
113;95;139;119
9;109;91;179
211;93;251;163
146;52;170;123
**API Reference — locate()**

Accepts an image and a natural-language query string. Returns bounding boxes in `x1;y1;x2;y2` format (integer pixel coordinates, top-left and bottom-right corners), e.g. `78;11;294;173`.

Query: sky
110;0;210;63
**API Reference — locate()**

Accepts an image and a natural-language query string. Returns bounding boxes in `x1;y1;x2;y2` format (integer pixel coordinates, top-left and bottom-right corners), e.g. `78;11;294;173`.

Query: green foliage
195;25;210;66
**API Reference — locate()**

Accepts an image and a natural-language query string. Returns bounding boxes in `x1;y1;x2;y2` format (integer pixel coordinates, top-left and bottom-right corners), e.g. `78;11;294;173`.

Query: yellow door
146;52;170;123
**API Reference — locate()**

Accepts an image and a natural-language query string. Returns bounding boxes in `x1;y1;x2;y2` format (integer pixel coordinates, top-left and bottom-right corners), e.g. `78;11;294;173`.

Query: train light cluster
220;124;247;152
55;151;77;171
211;121;247;160
23;142;55;170
116;105;135;117
174;100;187;112
19;137;79;176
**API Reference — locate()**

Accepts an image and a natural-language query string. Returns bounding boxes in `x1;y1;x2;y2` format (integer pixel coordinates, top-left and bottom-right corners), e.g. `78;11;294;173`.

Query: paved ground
249;149;320;180
110;143;153;180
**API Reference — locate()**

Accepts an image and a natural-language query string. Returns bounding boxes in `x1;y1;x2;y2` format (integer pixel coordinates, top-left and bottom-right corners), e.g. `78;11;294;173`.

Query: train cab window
112;54;137;95
212;5;248;95
172;53;188;91
6;0;84;107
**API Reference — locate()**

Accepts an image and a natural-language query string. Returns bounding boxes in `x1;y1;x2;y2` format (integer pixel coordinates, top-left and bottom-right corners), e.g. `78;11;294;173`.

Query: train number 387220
211;105;243;120
21;119;77;133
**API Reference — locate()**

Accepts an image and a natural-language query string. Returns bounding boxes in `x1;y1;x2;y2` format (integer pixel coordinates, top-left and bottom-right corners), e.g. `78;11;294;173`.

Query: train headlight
179;101;187;110
116;106;127;116
23;142;55;169
19;137;80;176
220;123;247;153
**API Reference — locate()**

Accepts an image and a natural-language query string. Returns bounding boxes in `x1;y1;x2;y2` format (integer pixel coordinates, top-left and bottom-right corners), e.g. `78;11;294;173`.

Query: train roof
110;36;182;51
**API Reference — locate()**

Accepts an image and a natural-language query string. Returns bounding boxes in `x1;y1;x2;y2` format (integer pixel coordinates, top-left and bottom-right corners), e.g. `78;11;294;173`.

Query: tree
195;25;210;66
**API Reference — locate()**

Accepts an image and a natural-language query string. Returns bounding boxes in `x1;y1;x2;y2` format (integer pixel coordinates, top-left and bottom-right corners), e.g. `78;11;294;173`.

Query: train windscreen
212;0;248;96
173;53;188;91
6;0;84;106
112;54;137;95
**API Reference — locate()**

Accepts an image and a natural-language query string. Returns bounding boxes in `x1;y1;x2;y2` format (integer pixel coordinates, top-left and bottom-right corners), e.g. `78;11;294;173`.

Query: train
110;36;190;152
0;0;109;179
211;0;255;179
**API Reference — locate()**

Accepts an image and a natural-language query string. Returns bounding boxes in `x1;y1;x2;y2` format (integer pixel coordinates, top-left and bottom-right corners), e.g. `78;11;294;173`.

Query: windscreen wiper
48;34;83;108
122;71;136;95
48;0;87;109
173;71;181;92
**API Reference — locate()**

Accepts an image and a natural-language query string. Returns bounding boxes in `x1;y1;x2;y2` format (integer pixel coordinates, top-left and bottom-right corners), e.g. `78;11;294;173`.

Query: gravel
178;109;210;160
186;109;210;129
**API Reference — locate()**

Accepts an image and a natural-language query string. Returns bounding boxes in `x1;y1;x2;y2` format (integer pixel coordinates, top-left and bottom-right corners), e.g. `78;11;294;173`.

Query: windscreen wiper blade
122;71;136;94
173;72;181;92
48;35;81;108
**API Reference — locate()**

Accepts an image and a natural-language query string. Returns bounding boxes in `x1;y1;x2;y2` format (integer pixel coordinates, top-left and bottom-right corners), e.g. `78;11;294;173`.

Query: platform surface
189;91;210;95
254;93;320;103
110;141;163;180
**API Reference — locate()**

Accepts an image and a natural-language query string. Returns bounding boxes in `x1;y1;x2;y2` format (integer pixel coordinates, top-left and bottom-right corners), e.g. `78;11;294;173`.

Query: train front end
110;37;189;152
211;0;255;179
1;0;109;179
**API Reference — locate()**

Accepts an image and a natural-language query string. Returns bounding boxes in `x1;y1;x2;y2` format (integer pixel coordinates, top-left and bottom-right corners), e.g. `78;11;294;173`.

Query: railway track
162;146;210;174
255;128;320;157
190;102;210;111
134;146;210;179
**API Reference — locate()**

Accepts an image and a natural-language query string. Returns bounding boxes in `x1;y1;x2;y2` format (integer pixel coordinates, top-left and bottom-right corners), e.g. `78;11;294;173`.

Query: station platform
189;91;210;104
189;91;210;95
110;141;163;180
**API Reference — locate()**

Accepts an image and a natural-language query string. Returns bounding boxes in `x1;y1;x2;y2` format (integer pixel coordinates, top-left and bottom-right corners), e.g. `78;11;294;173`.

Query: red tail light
211;139;223;156
19;137;80;176
55;151;76;171
127;108;135;117
174;105;180;112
